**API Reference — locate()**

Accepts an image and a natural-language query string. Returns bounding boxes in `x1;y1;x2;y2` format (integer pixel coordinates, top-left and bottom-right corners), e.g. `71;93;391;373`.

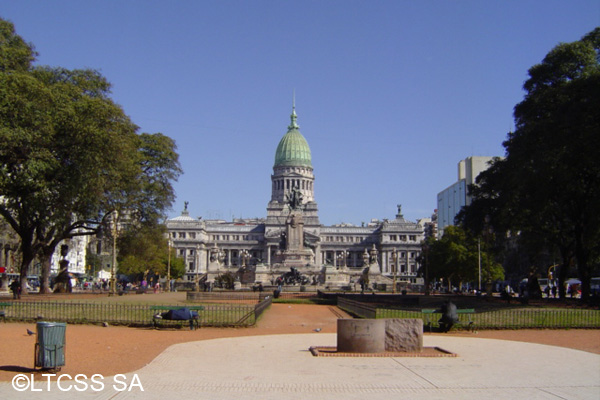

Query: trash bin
35;322;66;370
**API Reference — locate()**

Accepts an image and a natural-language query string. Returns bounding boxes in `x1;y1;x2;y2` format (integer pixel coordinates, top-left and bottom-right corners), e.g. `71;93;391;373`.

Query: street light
195;244;201;292
167;238;172;284
422;242;430;296
391;249;397;294
240;249;251;267
336;251;345;269
478;238;481;293
483;215;493;294
109;210;118;296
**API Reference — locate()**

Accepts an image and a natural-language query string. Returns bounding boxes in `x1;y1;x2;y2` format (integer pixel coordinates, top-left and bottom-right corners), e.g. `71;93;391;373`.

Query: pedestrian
551;285;557;298
9;279;20;300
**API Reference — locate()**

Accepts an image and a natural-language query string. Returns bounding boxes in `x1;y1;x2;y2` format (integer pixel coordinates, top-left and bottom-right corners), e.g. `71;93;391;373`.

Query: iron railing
0;300;271;327
338;298;600;329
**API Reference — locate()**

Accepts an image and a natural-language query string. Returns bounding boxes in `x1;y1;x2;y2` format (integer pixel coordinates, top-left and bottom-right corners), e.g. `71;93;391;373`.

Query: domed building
166;105;425;290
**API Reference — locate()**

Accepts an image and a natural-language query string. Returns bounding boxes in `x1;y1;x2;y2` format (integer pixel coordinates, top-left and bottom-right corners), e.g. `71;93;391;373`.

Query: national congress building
167;106;427;287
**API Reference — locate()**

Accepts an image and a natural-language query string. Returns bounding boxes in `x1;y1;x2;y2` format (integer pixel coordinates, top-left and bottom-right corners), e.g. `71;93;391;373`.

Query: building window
409;235;416;241
189;232;196;239
179;232;186;239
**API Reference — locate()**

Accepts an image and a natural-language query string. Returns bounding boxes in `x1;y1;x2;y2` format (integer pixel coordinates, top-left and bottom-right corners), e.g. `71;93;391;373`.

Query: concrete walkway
1;333;599;399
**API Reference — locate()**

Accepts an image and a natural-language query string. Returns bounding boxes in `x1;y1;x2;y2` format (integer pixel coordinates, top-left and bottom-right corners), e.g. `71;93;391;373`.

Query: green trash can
35;322;66;370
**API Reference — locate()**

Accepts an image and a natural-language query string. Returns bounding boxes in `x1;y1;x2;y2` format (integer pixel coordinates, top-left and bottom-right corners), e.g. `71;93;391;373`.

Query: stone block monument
337;318;423;353
385;318;423;352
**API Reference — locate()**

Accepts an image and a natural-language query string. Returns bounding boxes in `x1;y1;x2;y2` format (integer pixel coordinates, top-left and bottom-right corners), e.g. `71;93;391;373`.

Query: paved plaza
1;333;598;399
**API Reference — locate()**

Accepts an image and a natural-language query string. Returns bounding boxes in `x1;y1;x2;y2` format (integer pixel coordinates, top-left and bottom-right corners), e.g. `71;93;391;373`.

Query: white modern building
437;156;497;238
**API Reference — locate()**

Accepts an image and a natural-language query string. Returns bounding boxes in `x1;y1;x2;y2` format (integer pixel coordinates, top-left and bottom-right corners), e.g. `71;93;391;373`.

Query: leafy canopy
0;19;182;291
461;28;600;299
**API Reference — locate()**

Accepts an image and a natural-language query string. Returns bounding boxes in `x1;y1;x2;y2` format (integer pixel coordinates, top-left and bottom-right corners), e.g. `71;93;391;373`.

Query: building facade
167;106;425;287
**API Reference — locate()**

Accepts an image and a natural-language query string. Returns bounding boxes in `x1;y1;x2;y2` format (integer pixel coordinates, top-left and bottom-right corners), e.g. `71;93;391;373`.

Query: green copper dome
274;106;312;168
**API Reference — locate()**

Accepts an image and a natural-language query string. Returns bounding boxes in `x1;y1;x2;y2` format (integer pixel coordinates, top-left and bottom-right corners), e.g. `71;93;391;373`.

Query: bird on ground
313;328;321;332
26;329;35;336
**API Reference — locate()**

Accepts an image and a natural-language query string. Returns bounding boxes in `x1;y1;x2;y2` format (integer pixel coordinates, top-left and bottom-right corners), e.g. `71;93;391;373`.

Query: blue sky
2;1;598;225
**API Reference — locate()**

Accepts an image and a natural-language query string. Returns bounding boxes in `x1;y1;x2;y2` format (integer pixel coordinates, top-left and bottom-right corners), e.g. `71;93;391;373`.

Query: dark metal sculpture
438;301;459;332
277;267;310;285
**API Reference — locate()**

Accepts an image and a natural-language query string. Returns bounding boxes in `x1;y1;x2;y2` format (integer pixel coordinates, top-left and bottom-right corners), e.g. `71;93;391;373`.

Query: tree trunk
38;248;54;294
557;246;573;300
575;233;591;301
18;249;35;296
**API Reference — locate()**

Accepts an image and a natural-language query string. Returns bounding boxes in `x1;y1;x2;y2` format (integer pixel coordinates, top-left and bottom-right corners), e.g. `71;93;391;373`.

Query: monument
279;189;314;267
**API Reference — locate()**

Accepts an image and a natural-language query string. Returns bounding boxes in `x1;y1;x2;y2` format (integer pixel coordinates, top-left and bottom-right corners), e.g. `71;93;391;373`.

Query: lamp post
109;210;118;297
422;242;430;296
167;238;172;285
391;249;397;294
336;252;345;269
195;244;200;292
478;238;481;293
240;249;251;268
484;215;493;294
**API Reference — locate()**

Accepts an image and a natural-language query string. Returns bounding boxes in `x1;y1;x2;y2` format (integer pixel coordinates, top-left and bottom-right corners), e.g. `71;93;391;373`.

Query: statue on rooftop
286;188;304;211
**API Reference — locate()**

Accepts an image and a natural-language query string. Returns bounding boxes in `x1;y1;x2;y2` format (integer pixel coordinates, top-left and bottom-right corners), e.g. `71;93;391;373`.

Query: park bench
0;302;13;323
421;308;475;332
150;306;204;330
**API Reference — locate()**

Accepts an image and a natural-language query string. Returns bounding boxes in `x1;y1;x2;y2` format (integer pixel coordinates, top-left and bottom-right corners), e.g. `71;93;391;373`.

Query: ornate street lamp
391;249;397;294
240;249;251;267
195;244;201;292
336;251;345;269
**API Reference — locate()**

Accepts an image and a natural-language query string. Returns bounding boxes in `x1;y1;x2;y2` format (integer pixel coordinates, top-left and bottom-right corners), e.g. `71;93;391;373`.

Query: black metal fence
337;298;377;319
186;291;271;303
1;298;272;327
338;298;600;329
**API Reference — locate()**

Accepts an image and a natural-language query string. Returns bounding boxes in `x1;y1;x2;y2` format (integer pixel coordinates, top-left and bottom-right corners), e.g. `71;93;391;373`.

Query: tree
425;226;502;292
0;19;182;293
461;28;600;300
117;224;184;281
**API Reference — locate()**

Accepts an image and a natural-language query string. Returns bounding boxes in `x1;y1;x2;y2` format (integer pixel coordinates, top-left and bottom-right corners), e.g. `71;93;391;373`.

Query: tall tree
424;226;502;292
117;223;185;281
462;28;600;300
0;19;182;293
